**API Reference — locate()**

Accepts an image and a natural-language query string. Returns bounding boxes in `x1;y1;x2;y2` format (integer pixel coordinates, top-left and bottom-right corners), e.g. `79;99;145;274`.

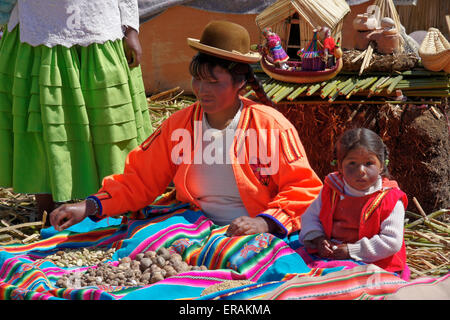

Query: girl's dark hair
189;53;274;107
334;128;390;177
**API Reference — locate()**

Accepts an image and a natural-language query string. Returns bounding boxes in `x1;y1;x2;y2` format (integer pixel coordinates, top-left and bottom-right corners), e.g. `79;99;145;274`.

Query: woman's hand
226;216;277;237
49;200;94;232
123;27;142;68
226;216;268;236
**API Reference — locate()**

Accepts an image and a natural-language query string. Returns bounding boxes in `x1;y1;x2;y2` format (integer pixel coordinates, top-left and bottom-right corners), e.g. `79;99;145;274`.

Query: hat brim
187;38;261;64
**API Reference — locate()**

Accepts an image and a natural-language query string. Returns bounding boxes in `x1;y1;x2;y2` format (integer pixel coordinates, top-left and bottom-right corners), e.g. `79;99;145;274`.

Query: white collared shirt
186;103;250;226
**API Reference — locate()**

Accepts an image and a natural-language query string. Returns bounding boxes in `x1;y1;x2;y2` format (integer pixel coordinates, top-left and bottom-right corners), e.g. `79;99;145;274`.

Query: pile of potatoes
41;247;115;268
56;247;207;288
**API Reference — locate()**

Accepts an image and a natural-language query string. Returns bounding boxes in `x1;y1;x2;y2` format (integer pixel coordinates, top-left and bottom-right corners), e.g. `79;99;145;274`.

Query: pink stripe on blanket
295;247;361;269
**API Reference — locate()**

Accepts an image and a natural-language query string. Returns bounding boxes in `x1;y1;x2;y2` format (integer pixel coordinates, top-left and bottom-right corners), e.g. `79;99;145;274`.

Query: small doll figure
319;26;336;68
262;27;290;70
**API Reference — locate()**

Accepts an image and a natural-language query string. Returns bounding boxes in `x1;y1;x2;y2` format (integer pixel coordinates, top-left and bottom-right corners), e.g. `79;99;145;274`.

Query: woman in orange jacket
50;21;322;237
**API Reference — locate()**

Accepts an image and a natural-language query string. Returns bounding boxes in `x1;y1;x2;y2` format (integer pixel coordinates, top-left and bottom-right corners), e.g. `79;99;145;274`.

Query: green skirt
0;26;153;202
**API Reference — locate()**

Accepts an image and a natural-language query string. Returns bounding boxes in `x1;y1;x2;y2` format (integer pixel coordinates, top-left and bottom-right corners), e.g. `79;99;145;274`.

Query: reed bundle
346;77;378;99
306;83;323;96
287;85;309;101
272;84;296;103
386;75;403;94
146;88;195;129
320;78;343;98
359;42;374;76
0;189;46;244
351;49;367;63
404;208;450;279
245;69;449;104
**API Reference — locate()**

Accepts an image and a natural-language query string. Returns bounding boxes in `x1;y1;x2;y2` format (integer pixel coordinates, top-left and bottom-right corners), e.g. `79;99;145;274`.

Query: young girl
299;128;409;279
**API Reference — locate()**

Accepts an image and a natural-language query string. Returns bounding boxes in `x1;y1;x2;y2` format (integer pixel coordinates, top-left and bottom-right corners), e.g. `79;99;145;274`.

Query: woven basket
418;28;450;72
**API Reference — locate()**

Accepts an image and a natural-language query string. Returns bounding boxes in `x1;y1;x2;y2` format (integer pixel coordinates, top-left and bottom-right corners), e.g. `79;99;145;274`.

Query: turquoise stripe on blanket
40;216;122;239
0;203;375;300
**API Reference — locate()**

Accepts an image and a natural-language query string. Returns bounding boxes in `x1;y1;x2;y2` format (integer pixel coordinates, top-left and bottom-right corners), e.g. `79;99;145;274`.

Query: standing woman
50;21;322;238
0;1;153;217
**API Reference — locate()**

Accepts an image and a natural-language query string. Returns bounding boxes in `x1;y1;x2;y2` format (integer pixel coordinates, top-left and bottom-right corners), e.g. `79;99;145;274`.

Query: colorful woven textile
0;203;447;300
0;207;304;300
266;34;289;64
204;265;449;300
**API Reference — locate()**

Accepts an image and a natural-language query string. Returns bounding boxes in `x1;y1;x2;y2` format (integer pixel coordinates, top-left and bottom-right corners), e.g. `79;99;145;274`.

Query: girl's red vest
318;172;408;273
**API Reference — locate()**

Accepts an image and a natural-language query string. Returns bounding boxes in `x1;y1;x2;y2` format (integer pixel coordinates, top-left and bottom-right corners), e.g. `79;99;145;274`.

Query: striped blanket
0;202;447;300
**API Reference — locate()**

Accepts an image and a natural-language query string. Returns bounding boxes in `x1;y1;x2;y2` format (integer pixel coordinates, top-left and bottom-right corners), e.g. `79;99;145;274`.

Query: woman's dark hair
189;53;274;107
334;128;390;177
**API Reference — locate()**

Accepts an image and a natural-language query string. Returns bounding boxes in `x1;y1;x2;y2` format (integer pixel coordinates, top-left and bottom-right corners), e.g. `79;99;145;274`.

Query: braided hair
333;128;390;178
189;53;274;108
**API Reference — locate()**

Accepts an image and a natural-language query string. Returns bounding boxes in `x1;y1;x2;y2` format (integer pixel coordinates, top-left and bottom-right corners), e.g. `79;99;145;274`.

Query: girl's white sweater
299;176;405;262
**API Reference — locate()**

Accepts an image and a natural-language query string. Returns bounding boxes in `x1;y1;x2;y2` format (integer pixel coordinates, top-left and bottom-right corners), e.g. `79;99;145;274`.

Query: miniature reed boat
260;52;343;84
259;30;343;83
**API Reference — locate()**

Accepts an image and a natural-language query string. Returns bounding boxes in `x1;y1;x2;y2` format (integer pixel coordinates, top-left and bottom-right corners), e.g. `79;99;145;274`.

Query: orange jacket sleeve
90;118;179;217
257;127;323;236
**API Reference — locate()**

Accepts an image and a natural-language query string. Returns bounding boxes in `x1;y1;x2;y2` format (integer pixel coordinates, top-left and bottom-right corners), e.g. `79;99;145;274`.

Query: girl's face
191;65;244;115
339;146;383;191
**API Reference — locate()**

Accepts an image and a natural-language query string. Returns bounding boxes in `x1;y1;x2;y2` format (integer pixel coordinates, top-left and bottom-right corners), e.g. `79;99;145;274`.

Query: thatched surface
256;0;350;31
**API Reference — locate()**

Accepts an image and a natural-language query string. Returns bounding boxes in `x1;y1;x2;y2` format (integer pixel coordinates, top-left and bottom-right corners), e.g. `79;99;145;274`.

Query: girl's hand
330;243;350;260
123;27;142;68
49;200;94;232
312;236;334;258
226;216;274;236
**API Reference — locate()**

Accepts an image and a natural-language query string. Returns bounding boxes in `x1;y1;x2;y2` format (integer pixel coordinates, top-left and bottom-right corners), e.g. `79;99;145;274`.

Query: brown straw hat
187;20;261;63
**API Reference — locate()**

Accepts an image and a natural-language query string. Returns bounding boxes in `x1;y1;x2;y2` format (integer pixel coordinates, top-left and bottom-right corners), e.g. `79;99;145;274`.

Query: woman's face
191;65;244;115
339;146;383;191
